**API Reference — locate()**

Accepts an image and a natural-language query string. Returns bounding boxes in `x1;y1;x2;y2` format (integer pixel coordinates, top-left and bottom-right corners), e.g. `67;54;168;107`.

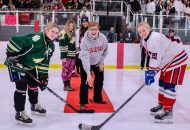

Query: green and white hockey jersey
5;32;55;77
59;30;76;59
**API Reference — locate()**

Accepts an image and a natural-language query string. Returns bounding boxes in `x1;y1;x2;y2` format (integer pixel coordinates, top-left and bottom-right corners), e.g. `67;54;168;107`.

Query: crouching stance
79;22;108;110
5;22;59;125
137;22;188;123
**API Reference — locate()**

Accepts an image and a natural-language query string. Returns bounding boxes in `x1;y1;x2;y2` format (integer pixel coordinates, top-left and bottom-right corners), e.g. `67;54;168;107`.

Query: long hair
80;24;88;36
63;19;76;40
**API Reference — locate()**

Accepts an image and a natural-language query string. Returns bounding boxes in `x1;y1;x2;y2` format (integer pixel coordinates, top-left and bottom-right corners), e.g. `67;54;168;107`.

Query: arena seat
19;13;30;24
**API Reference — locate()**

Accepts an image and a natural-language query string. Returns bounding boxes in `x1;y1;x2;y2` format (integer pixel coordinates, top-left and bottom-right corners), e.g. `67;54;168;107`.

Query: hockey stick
78;82;146;130
45;87;94;113
78;71;160;129
15;67;95;113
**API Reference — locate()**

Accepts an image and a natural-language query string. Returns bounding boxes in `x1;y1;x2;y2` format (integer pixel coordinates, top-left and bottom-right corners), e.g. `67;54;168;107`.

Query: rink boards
0;41;190;69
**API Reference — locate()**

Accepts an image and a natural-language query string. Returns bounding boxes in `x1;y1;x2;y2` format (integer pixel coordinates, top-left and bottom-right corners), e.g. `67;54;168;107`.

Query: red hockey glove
39;75;48;91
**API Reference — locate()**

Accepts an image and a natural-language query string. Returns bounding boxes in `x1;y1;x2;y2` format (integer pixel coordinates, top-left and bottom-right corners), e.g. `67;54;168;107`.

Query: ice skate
150;104;163;115
31;103;46;116
15;111;33;126
154;110;173;124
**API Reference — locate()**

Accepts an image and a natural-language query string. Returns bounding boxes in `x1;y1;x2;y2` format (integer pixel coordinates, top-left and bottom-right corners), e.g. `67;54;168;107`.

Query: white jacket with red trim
142;32;188;72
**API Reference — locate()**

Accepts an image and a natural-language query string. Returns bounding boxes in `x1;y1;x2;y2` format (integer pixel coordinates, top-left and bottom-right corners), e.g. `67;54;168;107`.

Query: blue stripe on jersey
170;53;187;66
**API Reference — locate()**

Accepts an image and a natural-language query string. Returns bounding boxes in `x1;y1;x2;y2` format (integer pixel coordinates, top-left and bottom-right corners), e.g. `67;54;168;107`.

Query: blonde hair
88;22;100;29
44;22;58;33
137;21;152;31
63;19;76;39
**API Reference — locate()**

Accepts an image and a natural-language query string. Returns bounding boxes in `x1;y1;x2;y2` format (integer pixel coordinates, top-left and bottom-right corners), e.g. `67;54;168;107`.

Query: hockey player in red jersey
137;22;188;123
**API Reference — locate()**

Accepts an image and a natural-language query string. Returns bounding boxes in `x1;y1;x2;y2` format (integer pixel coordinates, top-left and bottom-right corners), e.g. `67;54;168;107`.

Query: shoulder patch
32;35;40;42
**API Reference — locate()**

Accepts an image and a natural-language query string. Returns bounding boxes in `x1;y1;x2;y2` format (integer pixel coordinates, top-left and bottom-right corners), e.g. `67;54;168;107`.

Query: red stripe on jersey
165;70;172;82
171;67;180;84
158;93;164;105
177;65;187;85
168;55;188;69
160;71;172;81
162;50;186;71
163;96;176;111
160;71;164;80
174;50;185;58
159;64;187;85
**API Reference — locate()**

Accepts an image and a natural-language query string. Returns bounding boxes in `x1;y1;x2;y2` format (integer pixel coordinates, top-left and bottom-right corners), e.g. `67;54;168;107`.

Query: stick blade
78;124;100;130
78;109;95;113
78;123;92;130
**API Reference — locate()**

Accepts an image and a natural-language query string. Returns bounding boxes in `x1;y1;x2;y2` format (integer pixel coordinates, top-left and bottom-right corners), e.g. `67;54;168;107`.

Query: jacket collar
144;31;152;42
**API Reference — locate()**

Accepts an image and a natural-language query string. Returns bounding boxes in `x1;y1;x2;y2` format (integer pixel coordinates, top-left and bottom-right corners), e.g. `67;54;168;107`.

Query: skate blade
154;119;173;124
15;120;33;126
31;111;46;116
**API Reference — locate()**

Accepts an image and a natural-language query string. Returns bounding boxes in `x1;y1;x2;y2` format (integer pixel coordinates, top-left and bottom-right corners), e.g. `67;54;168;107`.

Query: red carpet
64;76;115;113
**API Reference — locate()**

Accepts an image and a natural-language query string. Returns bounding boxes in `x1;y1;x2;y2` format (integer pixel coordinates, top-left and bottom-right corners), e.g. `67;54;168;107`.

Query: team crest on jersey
152;53;157;60
45;48;53;56
32;35;40;42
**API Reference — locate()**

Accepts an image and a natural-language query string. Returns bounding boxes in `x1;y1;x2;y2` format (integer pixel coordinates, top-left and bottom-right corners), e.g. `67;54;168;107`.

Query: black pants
75;54;80;73
79;60;104;104
14;69;39;112
141;46;150;69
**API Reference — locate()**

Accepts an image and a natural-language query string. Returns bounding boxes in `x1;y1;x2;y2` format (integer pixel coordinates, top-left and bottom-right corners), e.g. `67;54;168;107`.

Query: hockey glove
7;56;19;66
145;70;155;86
39;76;48;91
6;52;20;66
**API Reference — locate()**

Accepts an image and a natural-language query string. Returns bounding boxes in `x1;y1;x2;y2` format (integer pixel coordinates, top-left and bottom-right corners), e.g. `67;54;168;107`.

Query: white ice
0;68;190;130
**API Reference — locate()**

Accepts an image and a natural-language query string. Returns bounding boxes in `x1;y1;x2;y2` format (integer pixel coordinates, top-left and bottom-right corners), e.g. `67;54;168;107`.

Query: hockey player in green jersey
5;22;59;125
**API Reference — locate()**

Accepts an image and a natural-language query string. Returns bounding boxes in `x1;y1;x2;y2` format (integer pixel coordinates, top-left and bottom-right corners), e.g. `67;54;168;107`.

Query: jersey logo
88;46;103;53
32;35;40;42
152;53;157;60
45;48;53;56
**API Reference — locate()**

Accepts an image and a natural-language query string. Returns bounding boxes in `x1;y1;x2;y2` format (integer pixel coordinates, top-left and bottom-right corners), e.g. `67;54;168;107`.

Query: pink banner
5;15;16;25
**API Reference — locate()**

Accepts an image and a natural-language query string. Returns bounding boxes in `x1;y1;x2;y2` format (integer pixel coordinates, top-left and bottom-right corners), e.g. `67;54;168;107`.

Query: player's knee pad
8;64;27;82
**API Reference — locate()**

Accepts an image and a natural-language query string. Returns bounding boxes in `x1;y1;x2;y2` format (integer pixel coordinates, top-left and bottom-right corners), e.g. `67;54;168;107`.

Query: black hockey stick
78;82;146;130
16;67;95;113
45;87;94;113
